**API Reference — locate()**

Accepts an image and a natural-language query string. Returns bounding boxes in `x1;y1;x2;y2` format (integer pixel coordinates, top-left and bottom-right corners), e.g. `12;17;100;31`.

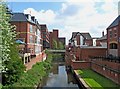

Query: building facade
96;31;107;47
49;29;66;49
69;32;93;47
11;13;43;63
40;24;50;49
107;15;120;57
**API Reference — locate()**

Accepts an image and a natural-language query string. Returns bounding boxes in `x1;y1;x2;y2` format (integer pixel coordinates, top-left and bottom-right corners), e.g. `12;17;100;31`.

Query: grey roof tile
10;13;27;22
81;33;92;39
97;34;107;40
107;15;120;29
71;32;92;40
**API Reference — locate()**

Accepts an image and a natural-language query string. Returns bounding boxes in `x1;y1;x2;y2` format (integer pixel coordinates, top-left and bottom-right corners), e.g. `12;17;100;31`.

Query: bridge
47;49;66;54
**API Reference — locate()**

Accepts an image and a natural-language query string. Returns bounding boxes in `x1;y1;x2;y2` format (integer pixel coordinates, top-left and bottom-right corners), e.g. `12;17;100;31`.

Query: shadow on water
37;58;81;89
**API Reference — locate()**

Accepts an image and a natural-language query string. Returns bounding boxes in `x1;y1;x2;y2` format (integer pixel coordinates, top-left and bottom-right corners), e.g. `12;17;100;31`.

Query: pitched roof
11;13;27;22
10;13;37;25
81;33;92;39
72;32;78;38
71;32;92;41
97;34;107;40
107;15;120;29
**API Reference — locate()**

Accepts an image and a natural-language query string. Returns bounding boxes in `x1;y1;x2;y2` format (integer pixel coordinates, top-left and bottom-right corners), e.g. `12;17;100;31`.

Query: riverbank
73;69;120;89
2;54;53;89
38;60;79;88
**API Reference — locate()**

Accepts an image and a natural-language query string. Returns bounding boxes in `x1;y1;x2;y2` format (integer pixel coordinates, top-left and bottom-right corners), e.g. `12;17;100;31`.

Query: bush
8;54;53;88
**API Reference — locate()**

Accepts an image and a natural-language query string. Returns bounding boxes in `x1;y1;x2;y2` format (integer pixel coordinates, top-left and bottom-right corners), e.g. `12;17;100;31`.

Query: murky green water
38;60;80;89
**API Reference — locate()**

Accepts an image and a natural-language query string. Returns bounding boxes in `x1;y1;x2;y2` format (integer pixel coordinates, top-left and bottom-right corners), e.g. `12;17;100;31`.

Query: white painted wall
80;35;84;45
93;39;96;46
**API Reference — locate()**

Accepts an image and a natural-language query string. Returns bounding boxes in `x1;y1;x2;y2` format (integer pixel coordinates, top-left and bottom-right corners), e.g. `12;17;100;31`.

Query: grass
83;78;103;89
77;70;83;74
77;69;120;88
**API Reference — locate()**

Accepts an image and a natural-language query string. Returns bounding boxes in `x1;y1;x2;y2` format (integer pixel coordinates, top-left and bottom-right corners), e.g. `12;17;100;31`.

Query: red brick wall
11;22;42;55
53;30;58;39
71;61;91;69
74;47;107;61
107;25;120;57
49;29;59;49
91;60;120;85
65;45;120;84
76;35;80;45
96;40;101;46
85;39;93;46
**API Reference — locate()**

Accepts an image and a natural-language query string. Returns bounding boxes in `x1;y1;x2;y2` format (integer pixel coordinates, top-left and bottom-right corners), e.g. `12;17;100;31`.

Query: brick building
49;29;66;49
40;24;50;49
69;32;93;46
107;15;120;57
10;13;43;64
96;31;107;47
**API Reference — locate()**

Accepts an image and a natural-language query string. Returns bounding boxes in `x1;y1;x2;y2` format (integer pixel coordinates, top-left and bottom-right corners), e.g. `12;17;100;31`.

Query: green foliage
52;39;58;49
0;2;25;86
52;39;64;50
58;41;64;50
77;69;120;88
45;49;49;54
0;83;2;89
7;54;53;88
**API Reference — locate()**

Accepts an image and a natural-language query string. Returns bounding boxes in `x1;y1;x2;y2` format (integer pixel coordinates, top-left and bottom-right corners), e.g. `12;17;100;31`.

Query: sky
7;0;119;44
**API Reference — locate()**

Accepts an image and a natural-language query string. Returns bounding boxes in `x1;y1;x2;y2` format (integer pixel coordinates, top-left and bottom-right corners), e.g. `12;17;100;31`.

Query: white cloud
23;1;118;44
24;8;56;24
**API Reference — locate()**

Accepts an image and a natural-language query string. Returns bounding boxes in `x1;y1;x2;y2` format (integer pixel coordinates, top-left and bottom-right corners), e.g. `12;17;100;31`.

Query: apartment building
40;24;50;49
10;13;42;63
107;15;120;57
49;29;58;49
49;29;66;49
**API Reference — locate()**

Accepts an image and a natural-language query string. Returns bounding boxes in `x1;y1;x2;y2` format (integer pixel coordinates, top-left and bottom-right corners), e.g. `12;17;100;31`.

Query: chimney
102;31;104;37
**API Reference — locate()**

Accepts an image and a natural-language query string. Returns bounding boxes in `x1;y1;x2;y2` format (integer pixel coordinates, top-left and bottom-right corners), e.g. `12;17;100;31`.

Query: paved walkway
25;52;46;71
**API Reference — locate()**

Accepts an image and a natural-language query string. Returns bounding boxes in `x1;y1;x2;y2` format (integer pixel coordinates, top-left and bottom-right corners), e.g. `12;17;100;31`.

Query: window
109;31;112;38
109;43;117;49
30;25;33;33
114;29;117;37
113;27;117;30
43;36;46;39
37;29;40;36
29;35;33;43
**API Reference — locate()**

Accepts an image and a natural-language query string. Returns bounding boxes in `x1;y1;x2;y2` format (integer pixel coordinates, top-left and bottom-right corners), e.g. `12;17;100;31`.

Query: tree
58;41;64;50
0;2;25;85
52;39;58;49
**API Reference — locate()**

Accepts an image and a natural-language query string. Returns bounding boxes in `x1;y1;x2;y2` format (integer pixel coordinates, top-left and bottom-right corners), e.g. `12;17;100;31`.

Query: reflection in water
39;61;79;89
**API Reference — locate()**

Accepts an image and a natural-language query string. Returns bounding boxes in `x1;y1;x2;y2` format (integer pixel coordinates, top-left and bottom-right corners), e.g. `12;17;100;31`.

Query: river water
38;59;80;89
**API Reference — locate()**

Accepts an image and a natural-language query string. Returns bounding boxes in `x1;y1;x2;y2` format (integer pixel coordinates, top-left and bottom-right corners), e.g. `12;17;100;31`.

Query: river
37;59;80;89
